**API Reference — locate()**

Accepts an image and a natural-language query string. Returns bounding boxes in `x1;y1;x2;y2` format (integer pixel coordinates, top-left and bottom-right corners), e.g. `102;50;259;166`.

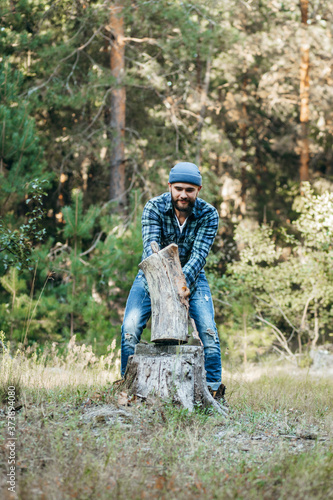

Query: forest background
1;0;333;366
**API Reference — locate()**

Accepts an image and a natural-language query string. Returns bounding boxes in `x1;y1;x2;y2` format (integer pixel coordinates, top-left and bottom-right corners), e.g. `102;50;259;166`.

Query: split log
138;243;189;344
123;344;227;416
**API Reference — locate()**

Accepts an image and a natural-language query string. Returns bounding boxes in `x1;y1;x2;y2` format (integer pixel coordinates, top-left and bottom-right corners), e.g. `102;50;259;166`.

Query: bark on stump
123;344;227;416
123;243;227;416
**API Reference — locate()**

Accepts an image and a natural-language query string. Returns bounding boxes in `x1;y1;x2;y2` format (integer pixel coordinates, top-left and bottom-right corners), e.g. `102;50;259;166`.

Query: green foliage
1;191;145;349
0;61;49;272
0;179;48;271
217;183;333;356
0;61;47;205
0;0;332;355
0;266;64;344
62;191;100;241
293;183;333;249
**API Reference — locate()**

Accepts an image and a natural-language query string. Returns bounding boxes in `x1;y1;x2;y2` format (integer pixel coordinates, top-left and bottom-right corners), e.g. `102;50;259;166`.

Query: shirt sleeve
141;201;162;257
182;207;219;289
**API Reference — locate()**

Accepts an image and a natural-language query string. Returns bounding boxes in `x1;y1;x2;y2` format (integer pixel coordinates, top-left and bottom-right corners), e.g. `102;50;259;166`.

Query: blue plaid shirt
139;192;219;292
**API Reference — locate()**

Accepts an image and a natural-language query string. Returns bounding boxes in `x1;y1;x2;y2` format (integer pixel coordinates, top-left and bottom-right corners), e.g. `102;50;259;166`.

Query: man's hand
178;285;190;308
180;286;190;300
151;241;160;253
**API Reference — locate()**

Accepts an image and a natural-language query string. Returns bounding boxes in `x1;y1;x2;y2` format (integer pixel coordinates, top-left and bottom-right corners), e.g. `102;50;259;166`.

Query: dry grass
0;336;120;394
0;344;332;500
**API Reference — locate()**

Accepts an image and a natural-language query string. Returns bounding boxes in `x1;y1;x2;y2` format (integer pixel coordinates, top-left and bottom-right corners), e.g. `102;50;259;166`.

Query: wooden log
123;344;228;416
138;243;189;344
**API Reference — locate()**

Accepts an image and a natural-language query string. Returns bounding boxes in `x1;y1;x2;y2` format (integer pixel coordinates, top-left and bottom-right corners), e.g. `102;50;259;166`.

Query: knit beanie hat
168;162;202;186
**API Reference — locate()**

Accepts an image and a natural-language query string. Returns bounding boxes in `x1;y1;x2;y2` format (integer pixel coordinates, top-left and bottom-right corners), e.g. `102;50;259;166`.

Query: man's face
168;182;202;214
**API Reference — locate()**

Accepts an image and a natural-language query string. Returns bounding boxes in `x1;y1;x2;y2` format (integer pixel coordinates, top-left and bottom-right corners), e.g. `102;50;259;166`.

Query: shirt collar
164;193;199;219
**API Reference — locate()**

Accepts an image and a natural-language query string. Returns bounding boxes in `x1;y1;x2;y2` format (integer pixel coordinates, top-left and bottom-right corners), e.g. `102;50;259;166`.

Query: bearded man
120;162;224;400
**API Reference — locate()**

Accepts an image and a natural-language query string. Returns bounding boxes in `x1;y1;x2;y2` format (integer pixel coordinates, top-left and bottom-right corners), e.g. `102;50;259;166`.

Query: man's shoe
208;383;228;407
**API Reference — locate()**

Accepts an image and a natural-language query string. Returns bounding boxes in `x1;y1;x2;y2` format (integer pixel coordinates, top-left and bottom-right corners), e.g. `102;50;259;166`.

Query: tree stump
124;344;227;416
123;242;227;416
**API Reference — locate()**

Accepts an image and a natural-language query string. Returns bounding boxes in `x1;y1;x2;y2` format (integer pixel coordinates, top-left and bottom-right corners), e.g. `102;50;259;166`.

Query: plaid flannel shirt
140;192;219;292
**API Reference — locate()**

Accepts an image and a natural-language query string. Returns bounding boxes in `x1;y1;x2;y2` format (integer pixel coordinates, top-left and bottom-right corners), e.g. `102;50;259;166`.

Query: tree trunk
312;298;319;348
196;34;212;166
109;0;126;205
123;344;228;416
299;0;310;182
138;243;189;344
240;74;248;215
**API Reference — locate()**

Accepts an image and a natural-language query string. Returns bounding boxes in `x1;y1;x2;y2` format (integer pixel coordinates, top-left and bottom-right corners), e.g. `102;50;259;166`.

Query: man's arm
182;208;219;289
141;201;162;258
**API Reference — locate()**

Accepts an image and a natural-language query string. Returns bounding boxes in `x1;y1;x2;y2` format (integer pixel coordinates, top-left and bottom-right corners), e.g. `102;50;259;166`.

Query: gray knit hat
168;162;202;186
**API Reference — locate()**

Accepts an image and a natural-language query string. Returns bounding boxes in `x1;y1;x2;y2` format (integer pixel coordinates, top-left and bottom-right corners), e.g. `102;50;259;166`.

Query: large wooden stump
124;344;227;416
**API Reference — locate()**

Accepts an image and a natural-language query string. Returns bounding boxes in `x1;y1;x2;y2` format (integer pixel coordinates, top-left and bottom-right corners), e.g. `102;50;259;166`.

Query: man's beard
171;196;195;215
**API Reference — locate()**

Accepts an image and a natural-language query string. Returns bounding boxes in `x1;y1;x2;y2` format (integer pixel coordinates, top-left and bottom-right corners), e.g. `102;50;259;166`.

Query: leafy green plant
0;61;49;273
218;183;333;358
0;179;48;271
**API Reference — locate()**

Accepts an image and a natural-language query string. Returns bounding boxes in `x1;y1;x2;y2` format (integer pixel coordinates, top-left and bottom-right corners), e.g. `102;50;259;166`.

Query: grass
0;343;332;499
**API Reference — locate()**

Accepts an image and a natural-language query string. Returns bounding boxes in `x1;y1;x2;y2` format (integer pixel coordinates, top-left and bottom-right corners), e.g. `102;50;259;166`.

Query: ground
0;351;332;499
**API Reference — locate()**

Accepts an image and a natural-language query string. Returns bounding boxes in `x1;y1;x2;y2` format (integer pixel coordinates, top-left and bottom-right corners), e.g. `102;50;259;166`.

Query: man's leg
189;273;222;391
121;274;151;377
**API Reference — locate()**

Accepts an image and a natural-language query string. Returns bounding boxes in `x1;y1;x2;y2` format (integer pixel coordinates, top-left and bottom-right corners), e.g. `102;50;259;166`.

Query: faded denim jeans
120;271;222;390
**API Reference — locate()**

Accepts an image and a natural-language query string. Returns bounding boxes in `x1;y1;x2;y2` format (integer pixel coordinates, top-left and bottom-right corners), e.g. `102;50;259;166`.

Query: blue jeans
120;271;222;390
